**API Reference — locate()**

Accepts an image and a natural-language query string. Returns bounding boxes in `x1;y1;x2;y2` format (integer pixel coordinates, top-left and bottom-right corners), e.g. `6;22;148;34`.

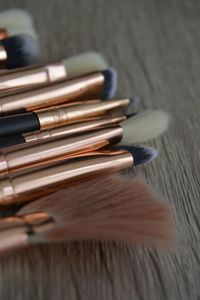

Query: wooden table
0;0;199;299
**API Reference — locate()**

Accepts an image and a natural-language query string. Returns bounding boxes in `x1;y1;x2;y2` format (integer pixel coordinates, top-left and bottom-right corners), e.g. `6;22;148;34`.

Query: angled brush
0;175;176;258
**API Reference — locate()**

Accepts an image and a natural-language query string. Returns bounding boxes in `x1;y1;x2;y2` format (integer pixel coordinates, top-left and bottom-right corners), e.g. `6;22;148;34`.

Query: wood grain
0;0;199;299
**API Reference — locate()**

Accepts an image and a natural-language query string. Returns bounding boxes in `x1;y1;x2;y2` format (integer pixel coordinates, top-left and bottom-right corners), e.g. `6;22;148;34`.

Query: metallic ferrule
0;149;133;206
0;125;123;174
0;212;55;257
0;62;67;92
0;72;104;114
0;43;7;69
23;115;126;143
37;98;129;130
0;29;8;40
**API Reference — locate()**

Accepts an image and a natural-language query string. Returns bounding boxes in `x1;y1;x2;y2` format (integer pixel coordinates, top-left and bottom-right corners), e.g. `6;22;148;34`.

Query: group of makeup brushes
0;9;176;258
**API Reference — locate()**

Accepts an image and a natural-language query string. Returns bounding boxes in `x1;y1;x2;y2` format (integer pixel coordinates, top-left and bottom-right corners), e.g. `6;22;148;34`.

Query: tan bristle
18;175;176;247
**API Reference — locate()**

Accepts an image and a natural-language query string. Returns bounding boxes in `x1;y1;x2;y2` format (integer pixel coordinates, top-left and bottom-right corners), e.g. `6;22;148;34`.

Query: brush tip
63;51;108;77
129;97;140;106
126;112;138;118
120;145;158;165
100;68;118;99
1;34;39;68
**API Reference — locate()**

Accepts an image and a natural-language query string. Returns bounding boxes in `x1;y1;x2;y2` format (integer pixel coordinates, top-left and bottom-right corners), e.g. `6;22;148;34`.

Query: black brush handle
0;112;40;137
0;134;26;149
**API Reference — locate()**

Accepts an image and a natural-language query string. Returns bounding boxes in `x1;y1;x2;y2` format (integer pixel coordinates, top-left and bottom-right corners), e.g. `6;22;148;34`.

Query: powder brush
0;51;108;93
0;146;157;206
0;109;168;149
0;68;117;115
0;98;131;137
0;175;176;258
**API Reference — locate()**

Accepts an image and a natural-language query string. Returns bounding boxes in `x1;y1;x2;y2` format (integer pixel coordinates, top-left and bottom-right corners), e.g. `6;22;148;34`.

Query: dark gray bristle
1;35;39;69
126;112;138;118
100;68;118;99
119;145;158;166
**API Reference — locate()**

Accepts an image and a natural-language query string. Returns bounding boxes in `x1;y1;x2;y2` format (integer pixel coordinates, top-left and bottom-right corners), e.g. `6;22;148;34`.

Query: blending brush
0;145;157;206
0;35;39;69
0;109;168;148
0;175;176;257
0;98;133;137
0;68;117;115
0;51;108;93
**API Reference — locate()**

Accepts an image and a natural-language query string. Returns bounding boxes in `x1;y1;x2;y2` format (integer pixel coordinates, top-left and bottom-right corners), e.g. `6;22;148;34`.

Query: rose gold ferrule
0;125;123;174
0;62;67;91
0;149;133;206
23;115;126;143
0;212;54;257
0;29;8;40
36;98;130;130
0;43;7;69
0;72;104;114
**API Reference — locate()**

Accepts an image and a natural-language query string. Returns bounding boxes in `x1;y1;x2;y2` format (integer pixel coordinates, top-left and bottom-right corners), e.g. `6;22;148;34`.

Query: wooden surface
0;0;199;299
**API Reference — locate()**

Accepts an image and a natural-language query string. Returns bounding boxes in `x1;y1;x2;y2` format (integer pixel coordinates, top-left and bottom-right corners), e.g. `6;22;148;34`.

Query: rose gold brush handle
0;44;7;69
0;29;8;40
0;62;67;92
0;72;104;113
0;212;55;258
0;149;133;206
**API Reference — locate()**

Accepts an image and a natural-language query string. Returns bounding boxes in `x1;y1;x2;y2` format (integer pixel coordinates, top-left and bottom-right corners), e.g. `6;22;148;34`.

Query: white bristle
120;110;170;144
62;51;108;77
0;9;33;28
5;25;38;40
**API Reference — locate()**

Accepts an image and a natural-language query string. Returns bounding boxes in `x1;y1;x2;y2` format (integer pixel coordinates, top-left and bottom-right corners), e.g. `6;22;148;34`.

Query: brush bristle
0;9;34;28
120;110;170;144
1;35;39;68
119;145;158;165
100;68;118;99
5;25;38;40
18;175;176;247
63;51;108;78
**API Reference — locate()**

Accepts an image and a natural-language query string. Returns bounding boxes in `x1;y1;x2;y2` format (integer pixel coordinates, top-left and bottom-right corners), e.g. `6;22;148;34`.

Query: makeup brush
0;98;131;137
0;9;34;30
0;51;108;93
0;35;39;69
0;68;117;115
120;110;170;144
0;146;157;206
0;175;176;257
0;115;126;148
0;9;38;42
0;125;123;174
0;109;168;148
